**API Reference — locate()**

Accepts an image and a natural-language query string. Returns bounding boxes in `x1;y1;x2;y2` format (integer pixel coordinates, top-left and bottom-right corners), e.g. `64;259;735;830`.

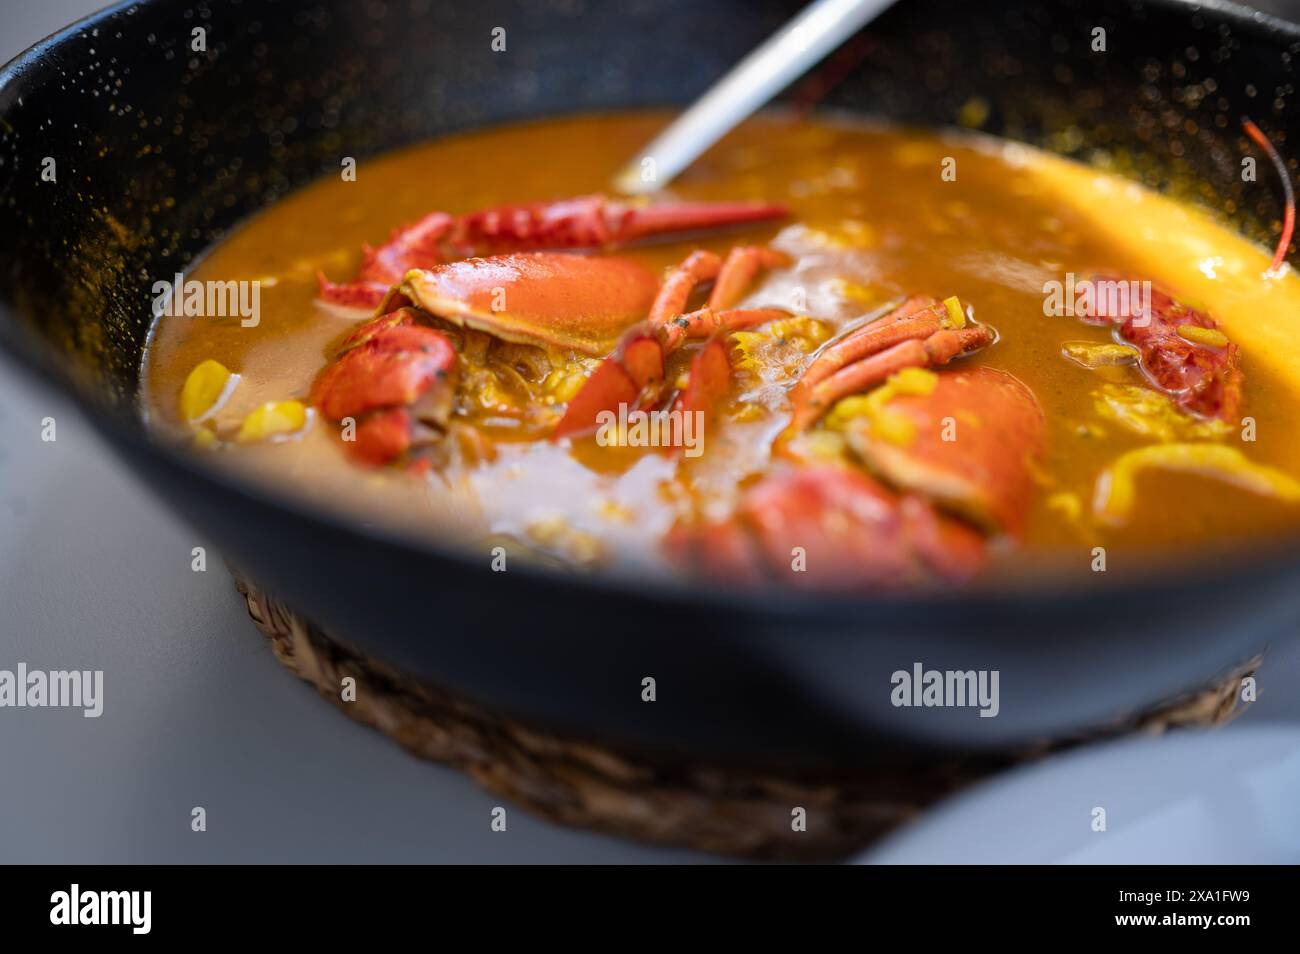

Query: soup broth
144;112;1300;586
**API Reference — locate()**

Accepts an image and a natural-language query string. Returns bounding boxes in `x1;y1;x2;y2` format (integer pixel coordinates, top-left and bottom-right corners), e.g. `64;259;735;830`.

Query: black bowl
2;0;1298;770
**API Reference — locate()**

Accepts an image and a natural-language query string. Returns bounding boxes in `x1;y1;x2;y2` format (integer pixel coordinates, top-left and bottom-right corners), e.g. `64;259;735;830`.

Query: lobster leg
553;247;788;439
707;246;790;310
660;306;790;351
644;246;786;331
783;298;993;437
317;276;398;311
646;250;722;325
552;307;787;439
792;296;939;395
786;326;994;435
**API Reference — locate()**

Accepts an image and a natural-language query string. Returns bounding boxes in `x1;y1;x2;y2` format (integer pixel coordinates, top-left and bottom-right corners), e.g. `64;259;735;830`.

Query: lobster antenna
1242;116;1295;276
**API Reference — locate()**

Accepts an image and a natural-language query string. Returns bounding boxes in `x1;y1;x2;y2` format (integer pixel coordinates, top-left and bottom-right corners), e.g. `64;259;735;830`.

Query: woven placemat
232;570;1259;860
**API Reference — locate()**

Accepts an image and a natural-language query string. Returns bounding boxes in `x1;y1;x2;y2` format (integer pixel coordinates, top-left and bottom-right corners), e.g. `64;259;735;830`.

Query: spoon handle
614;0;898;195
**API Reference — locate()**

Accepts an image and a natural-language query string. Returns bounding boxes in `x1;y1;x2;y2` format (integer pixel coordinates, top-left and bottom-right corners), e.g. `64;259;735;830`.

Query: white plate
859;726;1300;864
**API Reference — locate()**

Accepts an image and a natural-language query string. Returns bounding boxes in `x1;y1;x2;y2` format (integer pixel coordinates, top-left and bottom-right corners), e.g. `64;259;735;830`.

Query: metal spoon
613;0;899;195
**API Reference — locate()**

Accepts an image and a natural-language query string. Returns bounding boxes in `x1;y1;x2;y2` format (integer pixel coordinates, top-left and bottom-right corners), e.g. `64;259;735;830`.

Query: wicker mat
233;570;1259;860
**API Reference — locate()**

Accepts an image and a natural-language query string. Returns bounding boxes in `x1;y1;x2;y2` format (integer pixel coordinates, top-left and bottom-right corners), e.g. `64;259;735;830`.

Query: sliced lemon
1095;444;1300;523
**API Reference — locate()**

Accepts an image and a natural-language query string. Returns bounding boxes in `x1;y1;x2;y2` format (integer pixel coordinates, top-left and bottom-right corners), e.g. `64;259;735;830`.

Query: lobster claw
310;315;459;465
595;197;790;246
317;195;788;311
449;195;788;254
